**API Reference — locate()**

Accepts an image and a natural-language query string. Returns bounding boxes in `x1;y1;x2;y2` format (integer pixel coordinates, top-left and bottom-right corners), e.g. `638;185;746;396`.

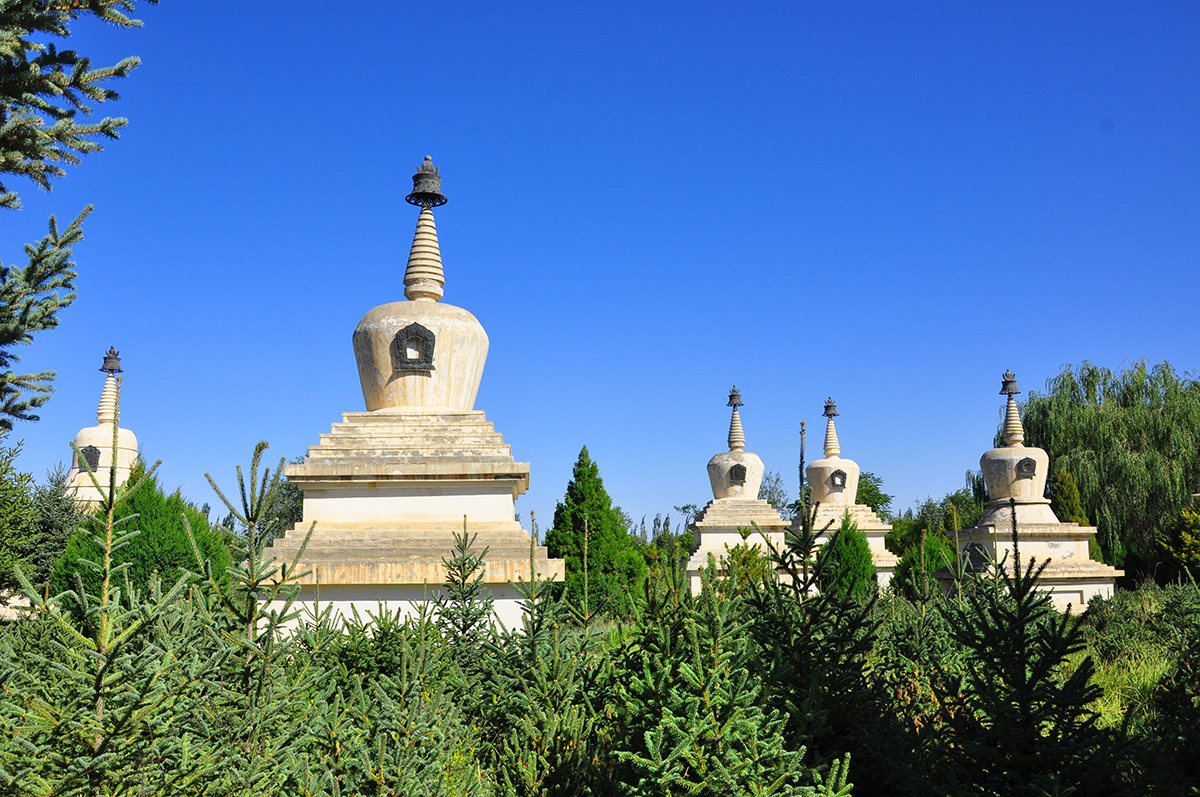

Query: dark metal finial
727;386;743;408
823;397;838;418
100;346;122;374
405;155;448;208
1000;369;1020;396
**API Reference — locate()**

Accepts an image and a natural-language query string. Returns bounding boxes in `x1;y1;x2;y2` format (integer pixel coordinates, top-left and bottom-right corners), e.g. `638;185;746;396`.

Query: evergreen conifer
819;512;877;602
545;446;646;618
0;0;159;427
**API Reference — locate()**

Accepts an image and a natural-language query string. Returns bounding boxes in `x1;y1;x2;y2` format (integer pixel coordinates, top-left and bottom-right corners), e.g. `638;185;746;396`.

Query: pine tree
545;446;646;619
50;467;231;610
0;432;35;597
933;500;1131;796
0;1;159;427
613;558;850;796
0;374;222;795
819;512;877;603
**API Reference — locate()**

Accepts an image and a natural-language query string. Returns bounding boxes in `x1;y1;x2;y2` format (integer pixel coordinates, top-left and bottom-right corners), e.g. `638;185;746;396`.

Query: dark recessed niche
830;469;847;489
391;323;436;372
1016;457;1037;478
729;463;747;484
80;445;101;471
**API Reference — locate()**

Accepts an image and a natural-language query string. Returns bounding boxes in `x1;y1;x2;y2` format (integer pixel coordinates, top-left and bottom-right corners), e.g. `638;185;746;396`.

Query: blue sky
7;1;1199;534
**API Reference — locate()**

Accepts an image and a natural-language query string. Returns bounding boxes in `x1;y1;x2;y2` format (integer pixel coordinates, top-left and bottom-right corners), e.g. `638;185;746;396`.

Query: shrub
819;513;876;602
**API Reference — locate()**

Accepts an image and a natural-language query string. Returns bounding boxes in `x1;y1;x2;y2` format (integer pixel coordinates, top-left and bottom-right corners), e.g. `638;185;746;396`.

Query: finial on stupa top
97;347;121;425
999;369;1025;446
823;397;841;457
727;386;745;451
405;156;447;208
403;156;447;302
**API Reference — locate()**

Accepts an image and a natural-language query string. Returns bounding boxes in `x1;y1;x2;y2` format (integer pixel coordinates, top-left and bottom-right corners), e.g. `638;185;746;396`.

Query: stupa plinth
799;398;898;586
686;387;789;594
937;371;1121;610
270;158;562;628
66;348;137;509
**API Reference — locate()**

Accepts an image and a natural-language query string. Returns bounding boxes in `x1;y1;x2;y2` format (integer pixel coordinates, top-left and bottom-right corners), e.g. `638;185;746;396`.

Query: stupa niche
685;387;789;594
936;371;1121;610
66;348;137;509
270;158;563;628
801;398;899;586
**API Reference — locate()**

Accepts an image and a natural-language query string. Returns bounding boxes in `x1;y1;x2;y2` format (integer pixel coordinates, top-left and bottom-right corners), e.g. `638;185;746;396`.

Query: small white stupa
685;387;790;594
66;347;137;509
937;370;1122;610
270;157;562;628
801;398;898;586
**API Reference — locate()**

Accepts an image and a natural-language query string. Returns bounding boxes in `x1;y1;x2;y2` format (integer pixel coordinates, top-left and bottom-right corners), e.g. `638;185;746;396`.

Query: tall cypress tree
545;446;646;618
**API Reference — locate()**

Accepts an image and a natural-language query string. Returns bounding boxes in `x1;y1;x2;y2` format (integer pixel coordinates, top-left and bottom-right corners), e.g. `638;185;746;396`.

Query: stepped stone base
686;498;789;594
810;504;900;588
268;408;562;628
936;499;1121;612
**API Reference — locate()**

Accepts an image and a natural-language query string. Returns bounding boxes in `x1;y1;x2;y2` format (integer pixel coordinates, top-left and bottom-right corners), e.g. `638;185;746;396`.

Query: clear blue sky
7;1;1199;534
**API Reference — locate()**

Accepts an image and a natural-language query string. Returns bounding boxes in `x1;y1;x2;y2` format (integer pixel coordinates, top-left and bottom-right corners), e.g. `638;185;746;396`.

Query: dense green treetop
855;471;892;520
51;465;229;604
545;445;646;618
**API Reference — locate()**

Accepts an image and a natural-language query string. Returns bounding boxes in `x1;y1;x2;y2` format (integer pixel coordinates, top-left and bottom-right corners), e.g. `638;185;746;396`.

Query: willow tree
1021;361;1200;570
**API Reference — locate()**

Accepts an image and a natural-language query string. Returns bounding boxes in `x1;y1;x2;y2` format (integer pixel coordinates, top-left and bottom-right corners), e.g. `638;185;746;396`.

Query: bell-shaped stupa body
806;399;861;509
937;370;1121;610
66;349;137;509
976;373;1055;525
799;398;898;586
687;387;788;594
273;158;561;630
351;203;490;412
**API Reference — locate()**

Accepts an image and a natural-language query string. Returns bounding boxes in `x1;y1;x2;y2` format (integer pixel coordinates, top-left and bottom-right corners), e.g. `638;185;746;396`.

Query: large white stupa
685;387;789;594
269;157;562;627
937;370;1121;610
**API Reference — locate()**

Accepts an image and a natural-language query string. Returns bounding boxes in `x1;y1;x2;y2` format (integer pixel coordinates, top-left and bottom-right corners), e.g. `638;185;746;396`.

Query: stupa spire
822;397;840;457
727;386;745;451
97;346;122;425
1000;369;1025;446
403;156;448;303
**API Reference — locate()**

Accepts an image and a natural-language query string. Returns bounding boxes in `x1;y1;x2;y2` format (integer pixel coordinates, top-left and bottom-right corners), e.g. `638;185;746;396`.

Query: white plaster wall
301;483;516;525
270;583;527;630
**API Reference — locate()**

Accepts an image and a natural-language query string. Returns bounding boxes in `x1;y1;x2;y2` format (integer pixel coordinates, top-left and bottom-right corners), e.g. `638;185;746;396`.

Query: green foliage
718;536;776;599
934;504;1130;796
1022;360;1200;571
759;469;793;519
855;471;892;520
742;498;879;780
886;483;982;558
891;530;955;602
0;0;158;427
1;456;83;598
1157;505;1200;581
50;469;230;606
818;512;876;603
1050;469;1089;526
614;559;847;796
545;446;646;619
0;432;35;596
